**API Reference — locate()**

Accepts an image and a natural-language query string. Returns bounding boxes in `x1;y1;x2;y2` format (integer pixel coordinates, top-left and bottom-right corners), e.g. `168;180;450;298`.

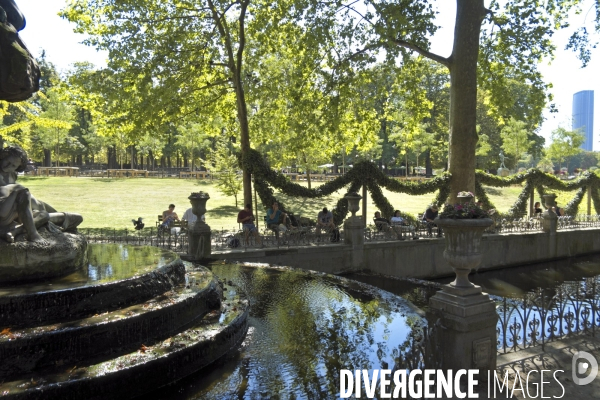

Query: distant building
572;90;594;151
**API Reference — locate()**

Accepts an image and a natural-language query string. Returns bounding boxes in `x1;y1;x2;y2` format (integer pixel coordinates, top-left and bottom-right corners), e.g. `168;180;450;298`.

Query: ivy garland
474;180;496;211
591;187;600;214
476;169;600;217
242;148;451;223
564;187;586;216
506;179;534;217
242;149;600;224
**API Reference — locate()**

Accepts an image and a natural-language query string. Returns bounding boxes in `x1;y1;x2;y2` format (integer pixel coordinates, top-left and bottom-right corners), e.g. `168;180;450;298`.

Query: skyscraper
572;90;594;151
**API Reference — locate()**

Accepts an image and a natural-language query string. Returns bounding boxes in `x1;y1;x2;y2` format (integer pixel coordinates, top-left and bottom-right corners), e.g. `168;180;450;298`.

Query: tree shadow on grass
275;192;338;219
91;178;121;183
192;181;216;190
20;176;51;182
482;186;503;196
209;205;240;219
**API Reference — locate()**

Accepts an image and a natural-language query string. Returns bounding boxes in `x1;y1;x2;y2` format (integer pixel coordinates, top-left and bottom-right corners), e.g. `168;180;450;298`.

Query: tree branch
392;39;450;67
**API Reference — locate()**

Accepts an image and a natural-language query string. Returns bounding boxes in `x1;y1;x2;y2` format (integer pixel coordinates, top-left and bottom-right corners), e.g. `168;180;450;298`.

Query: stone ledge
0;231;87;283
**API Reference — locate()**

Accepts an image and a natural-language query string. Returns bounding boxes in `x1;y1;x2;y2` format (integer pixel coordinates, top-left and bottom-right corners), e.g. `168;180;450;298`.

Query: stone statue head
0;145;28;173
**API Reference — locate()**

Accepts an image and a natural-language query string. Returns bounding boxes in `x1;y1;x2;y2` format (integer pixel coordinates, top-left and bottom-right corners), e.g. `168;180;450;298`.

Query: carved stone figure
498;151;509;169
0;0;40;101
0;146;82;243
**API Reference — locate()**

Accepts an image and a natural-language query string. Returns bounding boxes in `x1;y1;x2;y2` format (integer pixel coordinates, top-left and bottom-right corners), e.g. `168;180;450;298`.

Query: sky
16;0;600;150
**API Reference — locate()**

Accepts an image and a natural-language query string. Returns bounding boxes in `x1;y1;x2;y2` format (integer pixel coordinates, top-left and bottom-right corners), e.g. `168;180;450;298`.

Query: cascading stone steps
0;246;249;399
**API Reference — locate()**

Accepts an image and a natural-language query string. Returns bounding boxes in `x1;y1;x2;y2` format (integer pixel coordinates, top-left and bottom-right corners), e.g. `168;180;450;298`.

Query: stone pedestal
542;210;557;233
0;231;87;283
343;192;364;270
497;167;510;177
542;194;558;234
427;285;498;374
429;217;497;375
343;216;364;269
187;193;211;260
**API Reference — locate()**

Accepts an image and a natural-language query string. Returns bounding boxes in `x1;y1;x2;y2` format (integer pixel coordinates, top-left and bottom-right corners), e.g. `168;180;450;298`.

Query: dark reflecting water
348;253;600;353
347;253;600;308
0;244;177;295
149;263;420;399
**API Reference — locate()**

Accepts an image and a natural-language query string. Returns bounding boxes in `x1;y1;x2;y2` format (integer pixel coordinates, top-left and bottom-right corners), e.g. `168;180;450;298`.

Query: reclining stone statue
0;146;82;243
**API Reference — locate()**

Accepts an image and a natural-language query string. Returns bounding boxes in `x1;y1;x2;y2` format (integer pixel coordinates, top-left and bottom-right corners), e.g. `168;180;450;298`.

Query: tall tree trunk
425;149;432;177
43;149;51;167
447;0;487;203
233;71;253;206
208;0;252;207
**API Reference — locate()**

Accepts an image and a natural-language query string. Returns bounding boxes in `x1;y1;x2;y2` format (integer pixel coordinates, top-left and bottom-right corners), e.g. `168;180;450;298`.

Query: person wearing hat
423;204;441;237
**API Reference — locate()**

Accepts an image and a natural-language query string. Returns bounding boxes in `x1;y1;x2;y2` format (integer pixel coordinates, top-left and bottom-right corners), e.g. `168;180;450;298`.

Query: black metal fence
496;276;600;354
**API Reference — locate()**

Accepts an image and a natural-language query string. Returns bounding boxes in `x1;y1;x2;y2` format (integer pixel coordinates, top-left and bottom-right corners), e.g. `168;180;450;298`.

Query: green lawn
17;176;589;230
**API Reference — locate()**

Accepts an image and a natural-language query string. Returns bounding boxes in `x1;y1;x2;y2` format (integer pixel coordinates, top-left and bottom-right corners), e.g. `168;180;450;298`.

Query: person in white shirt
182;207;200;228
390;210;417;240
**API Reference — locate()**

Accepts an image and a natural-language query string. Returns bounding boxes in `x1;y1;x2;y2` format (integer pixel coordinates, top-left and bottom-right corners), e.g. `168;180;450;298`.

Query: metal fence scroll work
496;276;600;354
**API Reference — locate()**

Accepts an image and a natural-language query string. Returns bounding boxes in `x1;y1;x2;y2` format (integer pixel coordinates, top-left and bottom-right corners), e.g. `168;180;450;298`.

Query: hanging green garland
564;187;586;216
243;148;600;225
591;187;600;214
474;180;496;211
506;179;534;217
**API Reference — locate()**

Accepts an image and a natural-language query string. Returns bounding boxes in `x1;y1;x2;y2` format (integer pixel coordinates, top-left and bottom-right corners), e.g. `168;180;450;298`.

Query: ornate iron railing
82;214;600;253
82;225;345;253
211;225;344;251
82;228;188;251
496;276;600;354
575;214;600;227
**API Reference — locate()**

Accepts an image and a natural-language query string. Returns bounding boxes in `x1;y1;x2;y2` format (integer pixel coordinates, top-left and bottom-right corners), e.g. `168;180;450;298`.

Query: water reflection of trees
87;244;174;282
203;264;414;398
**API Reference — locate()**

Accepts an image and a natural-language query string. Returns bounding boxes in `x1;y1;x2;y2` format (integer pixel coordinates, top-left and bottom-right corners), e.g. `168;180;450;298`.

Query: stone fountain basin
2;283;248;400
0;244;184;328
0;232;87;284
0;269;222;380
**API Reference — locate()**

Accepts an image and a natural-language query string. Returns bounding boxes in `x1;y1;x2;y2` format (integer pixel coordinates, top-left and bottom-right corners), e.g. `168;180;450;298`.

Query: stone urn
457;194;474;204
543;193;557;210
188;192;211;260
344;192;362;217
434;218;493;289
343;192;363;261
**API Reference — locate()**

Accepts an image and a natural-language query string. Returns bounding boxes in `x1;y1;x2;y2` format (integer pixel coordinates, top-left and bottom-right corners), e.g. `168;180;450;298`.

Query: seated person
266;201;287;239
423;204;441;237
553;202;565;216
182;207;198;229
161;204;179;229
316;207;335;233
533;202;543;217
374;211;390;232
390;210;416;240
237;203;263;247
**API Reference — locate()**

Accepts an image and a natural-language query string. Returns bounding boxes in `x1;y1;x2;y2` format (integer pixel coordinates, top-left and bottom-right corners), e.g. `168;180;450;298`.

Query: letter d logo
573;351;598;386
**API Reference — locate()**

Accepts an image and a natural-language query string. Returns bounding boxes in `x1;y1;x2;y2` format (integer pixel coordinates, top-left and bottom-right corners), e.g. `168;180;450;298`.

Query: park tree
177;122;212;171
336;0;600;202
31;88;75;167
546;127;585;172
62;0;349;207
205;135;242;206
536;157;554;173
500;117;535;165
